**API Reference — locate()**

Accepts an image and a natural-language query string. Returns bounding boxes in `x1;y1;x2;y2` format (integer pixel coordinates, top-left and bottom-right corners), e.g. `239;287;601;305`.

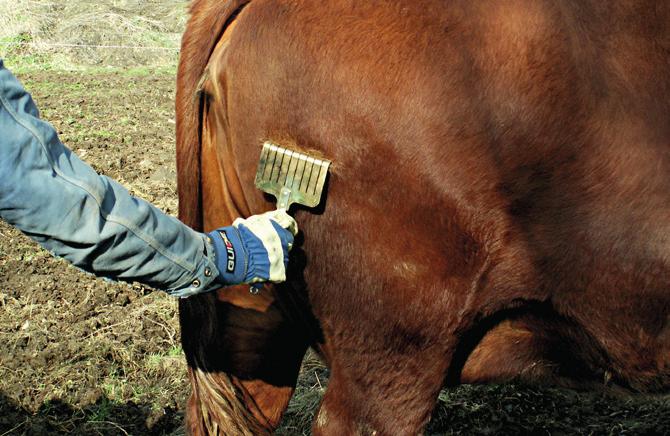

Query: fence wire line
0;41;180;51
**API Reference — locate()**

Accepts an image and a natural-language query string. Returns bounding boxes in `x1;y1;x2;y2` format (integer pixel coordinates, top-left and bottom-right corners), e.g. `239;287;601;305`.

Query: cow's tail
176;0;250;230
186;368;269;435
177;1;270;435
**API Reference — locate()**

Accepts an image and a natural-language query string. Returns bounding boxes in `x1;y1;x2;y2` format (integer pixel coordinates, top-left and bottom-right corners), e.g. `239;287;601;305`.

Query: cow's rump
176;1;670;434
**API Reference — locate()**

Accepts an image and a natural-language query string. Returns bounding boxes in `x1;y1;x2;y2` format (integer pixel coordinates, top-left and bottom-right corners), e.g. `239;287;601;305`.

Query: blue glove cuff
207;227;247;285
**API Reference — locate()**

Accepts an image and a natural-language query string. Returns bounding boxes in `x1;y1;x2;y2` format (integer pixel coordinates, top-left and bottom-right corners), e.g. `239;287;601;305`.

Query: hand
207;210;298;286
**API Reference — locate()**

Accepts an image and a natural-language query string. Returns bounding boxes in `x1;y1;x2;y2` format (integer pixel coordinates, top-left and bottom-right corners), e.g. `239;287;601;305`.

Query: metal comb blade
254;142;331;210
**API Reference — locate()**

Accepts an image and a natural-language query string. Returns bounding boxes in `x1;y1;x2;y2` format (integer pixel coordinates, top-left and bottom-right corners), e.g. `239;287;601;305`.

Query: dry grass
0;0;188;68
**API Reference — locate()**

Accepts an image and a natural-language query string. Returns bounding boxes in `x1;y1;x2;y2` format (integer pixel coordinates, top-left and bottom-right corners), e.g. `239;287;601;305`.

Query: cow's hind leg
312;344;450;436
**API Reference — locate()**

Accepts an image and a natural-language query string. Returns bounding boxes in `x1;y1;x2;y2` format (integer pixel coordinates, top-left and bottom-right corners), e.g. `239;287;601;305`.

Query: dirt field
1;66;669;436
0;67;187;435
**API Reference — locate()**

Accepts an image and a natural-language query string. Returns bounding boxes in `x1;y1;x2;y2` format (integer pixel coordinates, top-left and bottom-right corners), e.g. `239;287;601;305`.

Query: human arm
0;59;295;297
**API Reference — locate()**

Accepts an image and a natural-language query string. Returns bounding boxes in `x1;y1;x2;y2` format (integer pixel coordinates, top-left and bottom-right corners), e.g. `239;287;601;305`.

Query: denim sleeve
0;59;220;298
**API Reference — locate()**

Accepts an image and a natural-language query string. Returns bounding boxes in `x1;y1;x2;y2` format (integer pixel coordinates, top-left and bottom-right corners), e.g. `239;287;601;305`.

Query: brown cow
176;1;670;434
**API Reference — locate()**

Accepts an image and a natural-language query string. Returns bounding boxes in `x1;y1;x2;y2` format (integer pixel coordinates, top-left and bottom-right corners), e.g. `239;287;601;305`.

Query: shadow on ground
426;383;670;435
0;393;183;436
279;363;670;436
2;380;670;435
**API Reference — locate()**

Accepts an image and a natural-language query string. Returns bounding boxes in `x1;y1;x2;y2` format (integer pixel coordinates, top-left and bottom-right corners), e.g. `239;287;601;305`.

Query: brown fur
177;1;670;434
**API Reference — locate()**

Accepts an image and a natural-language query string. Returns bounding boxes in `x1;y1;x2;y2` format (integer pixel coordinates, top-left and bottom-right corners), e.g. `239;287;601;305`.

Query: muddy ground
0;67;669;435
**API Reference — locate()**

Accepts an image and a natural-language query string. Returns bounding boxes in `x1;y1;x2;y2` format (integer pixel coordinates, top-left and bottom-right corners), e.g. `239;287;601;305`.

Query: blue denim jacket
0;59;220;297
